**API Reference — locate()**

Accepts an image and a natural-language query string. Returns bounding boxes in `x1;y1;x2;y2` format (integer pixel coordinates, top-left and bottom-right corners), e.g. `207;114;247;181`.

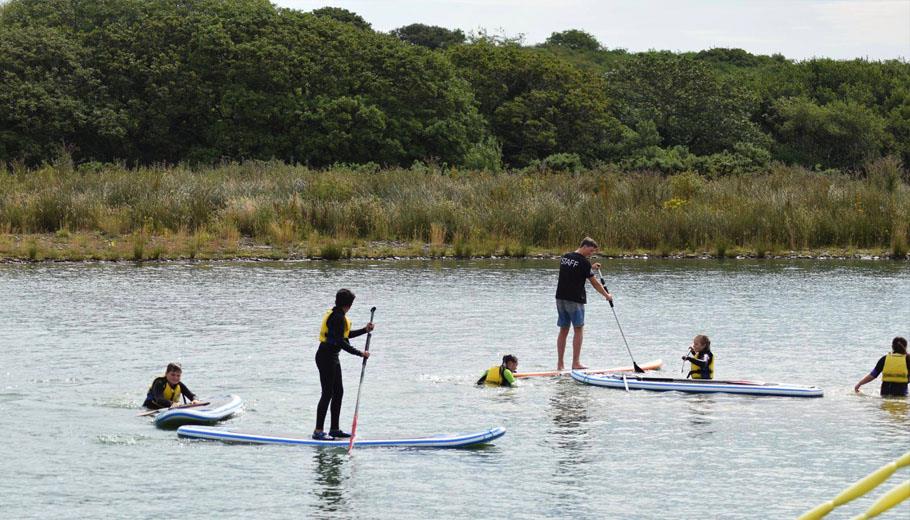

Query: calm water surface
1;259;909;519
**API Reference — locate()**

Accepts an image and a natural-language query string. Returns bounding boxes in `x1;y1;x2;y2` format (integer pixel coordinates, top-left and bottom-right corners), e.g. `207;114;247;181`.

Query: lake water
1;259;908;519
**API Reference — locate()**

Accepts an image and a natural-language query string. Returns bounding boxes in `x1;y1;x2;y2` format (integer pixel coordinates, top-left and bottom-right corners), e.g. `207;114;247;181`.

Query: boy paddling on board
854;337;909;397
477;355;519;387
143;363;200;410
683;335;714;379
555;237;612;370
312;289;374;441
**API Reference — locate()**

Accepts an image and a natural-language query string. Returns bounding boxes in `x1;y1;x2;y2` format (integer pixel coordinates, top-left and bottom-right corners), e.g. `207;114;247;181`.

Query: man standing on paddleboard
555;237;612;370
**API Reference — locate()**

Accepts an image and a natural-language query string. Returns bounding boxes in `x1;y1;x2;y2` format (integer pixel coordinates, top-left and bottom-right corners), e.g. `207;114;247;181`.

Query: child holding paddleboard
683;335;714;379
143;362;200;409
477;355;519;387
854;336;909;397
312;288;374;441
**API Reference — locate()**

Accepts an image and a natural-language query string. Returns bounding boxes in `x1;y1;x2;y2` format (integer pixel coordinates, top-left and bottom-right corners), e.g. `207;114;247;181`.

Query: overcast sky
276;0;909;60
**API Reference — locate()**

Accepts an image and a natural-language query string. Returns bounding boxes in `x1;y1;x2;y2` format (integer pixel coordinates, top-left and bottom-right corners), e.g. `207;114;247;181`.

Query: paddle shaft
597;269;645;373
137;401;210;417
348;306;376;454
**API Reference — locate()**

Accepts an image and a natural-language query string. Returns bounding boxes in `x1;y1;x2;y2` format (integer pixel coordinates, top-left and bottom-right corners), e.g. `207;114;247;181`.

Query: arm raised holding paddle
312;289;375;442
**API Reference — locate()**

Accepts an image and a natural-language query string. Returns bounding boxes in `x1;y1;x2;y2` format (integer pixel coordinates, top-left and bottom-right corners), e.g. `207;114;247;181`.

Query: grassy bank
0;160;908;261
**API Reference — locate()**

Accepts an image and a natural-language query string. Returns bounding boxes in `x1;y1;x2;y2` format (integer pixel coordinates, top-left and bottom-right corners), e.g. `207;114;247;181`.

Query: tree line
1;0;908;174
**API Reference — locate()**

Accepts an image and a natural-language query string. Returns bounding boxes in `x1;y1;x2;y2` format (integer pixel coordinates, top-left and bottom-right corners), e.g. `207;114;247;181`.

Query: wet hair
502;354;518;365
893;336;908;354
580;237;599;249
694;335;711;350
165;362;182;374
335;288;355;307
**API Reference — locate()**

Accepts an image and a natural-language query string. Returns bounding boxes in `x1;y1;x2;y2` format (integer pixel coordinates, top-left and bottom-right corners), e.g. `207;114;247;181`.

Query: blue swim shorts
556;299;585;328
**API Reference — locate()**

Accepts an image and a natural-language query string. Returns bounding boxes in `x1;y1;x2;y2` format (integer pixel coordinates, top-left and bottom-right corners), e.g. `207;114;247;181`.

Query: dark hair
502;354;518;365
694;335;711;350
893;336;908;354
580;237;599;248
335;288;355;307
165;362;182;374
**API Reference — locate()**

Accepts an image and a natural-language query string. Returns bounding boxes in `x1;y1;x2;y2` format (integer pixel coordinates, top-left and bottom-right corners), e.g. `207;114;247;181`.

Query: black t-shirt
555;251;593;303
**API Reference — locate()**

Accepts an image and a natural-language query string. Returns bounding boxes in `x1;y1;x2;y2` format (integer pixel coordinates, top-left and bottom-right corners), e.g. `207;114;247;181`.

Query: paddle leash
348;306;376;454
597;269;645;374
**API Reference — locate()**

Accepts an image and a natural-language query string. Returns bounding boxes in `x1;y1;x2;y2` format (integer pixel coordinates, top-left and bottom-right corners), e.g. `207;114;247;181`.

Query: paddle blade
633;362;646;374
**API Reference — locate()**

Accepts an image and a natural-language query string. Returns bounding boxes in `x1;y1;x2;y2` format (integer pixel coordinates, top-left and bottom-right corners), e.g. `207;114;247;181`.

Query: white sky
275;0;910;60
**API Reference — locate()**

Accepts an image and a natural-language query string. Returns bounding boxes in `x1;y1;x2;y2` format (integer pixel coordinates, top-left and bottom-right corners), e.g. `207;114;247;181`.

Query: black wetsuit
143;377;196;409
315;307;367;431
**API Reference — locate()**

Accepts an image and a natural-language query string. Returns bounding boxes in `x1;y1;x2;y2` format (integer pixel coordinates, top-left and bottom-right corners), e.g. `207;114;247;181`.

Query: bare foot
572;364;588;370
557;364;565;371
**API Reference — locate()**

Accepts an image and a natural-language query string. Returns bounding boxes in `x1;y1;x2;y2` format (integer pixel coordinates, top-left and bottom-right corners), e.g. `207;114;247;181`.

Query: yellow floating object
851;480;910;520
798;451;910;520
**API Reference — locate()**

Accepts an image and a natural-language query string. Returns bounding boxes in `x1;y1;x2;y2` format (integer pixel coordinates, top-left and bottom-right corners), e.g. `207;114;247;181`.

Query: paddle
348;306;376;454
136;401;210;417
597;268;645;373
681;348;692;374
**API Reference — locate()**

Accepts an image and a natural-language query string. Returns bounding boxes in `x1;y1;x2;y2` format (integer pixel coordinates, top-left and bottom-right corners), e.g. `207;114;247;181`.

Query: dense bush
0;0;907;174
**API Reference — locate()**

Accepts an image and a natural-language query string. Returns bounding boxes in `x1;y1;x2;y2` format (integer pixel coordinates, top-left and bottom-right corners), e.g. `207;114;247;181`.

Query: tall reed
0;161;907;256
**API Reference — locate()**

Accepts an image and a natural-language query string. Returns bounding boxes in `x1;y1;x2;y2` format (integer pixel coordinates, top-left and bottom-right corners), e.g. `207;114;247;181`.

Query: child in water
143;362;200;409
477;354;519;387
854;336;909;397
683;335;714;379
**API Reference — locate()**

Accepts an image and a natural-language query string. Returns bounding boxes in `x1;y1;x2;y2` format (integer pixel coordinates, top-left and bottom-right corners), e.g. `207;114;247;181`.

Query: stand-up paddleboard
514;359;664;379
154;395;243;429
177;425;506;448
571;372;823;397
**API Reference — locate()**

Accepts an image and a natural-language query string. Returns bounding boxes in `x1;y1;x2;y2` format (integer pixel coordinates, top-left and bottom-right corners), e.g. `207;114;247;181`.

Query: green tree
0;0;486;166
310;6;371;31
448;39;628;166
390;23;465;49
543;29;601;52
769;97;887;170
0;25;128;163
606;52;769;156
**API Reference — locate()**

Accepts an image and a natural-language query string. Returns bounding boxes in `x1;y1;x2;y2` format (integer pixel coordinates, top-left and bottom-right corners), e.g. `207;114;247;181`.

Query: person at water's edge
555;237;612;370
313;288;374;440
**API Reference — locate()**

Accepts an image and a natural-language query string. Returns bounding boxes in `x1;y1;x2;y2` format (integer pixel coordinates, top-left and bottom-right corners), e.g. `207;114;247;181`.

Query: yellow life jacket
690;351;714;379
163;382;182;403
882;353;909;383
319;309;351;343
484;365;504;385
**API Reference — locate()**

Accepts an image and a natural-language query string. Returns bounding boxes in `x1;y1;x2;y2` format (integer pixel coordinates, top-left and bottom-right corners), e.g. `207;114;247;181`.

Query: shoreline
1;233;906;264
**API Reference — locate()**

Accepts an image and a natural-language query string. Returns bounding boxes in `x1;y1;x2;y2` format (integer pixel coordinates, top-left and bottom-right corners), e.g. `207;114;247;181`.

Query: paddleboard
154;395;243;429
514;359;664;379
571;372;823;397
177;425;506;448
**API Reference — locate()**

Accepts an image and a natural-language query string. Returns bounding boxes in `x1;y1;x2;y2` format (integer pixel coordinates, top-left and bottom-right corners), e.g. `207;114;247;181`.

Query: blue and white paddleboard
177;425;506;448
155;395;243;429
571;371;823;397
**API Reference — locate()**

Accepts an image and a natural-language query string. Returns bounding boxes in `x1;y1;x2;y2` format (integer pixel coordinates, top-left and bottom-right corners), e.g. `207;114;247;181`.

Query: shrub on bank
0;161;907;259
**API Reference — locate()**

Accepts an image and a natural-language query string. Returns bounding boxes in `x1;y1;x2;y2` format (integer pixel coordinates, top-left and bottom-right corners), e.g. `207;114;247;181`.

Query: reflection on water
686;394;716;434
548;379;591;444
878;398;910;426
312;449;348;514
